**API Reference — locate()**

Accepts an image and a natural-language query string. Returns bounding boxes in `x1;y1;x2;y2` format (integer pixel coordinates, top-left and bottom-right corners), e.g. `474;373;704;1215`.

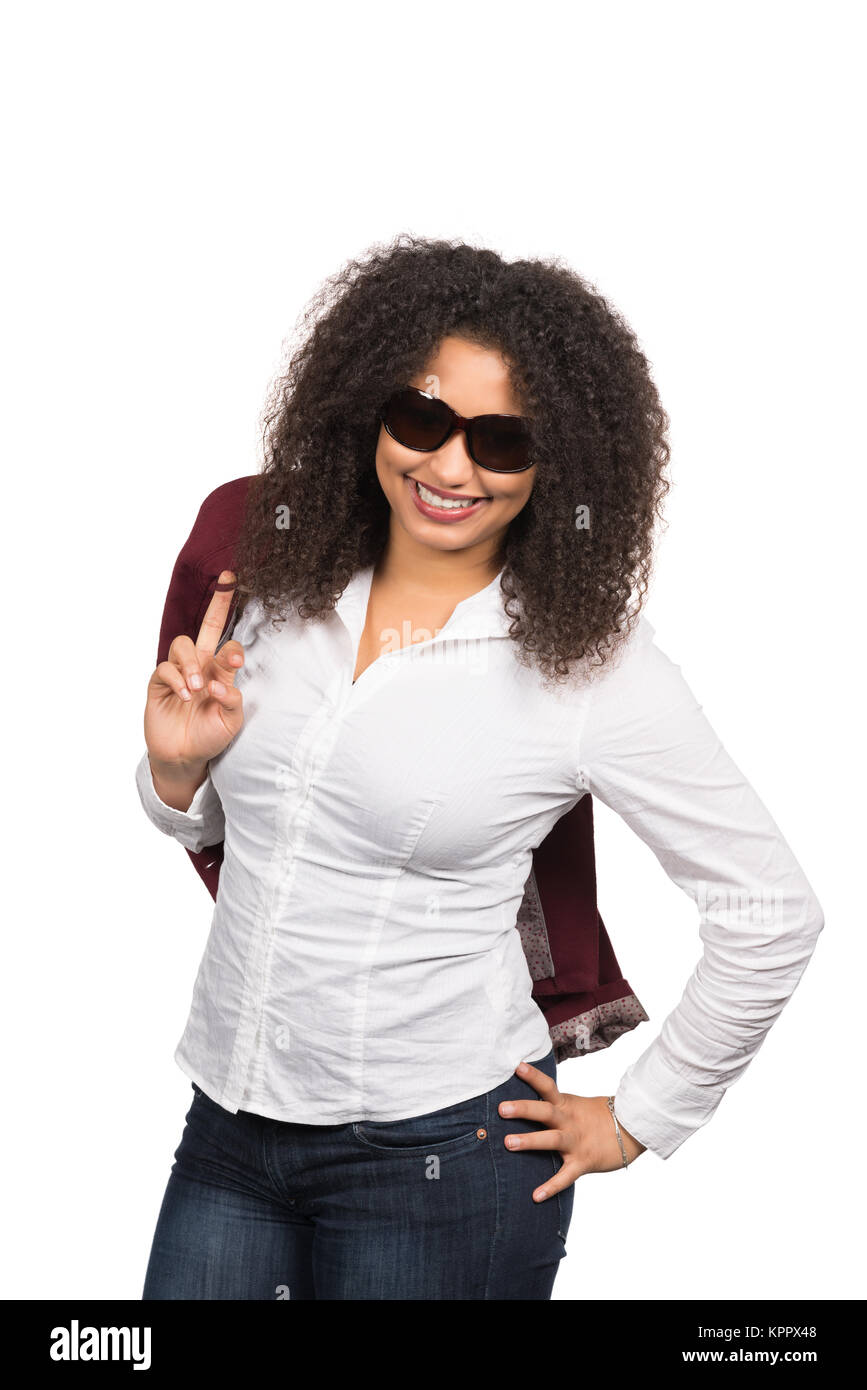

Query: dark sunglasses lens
382;389;451;450
471;416;532;472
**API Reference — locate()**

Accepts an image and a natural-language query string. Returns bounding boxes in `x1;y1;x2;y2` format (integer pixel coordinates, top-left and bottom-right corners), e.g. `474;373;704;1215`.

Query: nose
428;429;478;481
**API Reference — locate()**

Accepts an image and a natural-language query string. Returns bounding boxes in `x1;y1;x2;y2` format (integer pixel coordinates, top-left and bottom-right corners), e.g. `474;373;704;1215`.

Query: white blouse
135;563;824;1158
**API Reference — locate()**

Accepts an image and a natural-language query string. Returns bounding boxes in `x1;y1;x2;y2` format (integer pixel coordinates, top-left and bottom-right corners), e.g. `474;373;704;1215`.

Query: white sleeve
135;749;225;854
576;618;825;1160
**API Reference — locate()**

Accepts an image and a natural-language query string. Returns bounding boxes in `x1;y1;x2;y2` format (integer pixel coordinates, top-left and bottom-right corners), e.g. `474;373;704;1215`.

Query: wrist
606;1096;647;1166
148;753;209;782
148;754;209;812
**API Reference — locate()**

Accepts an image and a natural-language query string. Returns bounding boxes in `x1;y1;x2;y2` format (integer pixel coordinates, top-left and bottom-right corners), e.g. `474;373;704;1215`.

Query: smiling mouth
412;479;489;510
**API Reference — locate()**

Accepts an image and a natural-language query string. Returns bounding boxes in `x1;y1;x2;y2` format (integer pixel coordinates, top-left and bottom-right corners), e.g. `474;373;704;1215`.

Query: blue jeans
142;1047;574;1300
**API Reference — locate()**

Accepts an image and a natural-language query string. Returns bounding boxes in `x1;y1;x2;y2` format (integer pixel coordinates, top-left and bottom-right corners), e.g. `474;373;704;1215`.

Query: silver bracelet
607;1096;630;1169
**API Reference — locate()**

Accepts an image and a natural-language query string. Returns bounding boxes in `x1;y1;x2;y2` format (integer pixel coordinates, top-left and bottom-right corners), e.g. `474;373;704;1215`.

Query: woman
136;235;824;1300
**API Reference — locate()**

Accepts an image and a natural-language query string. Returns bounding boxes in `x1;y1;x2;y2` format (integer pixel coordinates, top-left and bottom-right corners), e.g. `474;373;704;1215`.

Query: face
374;335;536;560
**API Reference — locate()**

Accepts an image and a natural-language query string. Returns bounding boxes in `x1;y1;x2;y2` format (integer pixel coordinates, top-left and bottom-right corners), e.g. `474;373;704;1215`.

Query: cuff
135;749;225;853
614;1057;724;1160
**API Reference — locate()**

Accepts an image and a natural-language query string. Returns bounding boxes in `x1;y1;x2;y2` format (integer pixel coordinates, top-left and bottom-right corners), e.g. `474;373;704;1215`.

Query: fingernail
179;687;191;700
212;680;226;695
500;1103;514;1116
190;674;203;690
534;1190;548;1202
506;1136;520;1149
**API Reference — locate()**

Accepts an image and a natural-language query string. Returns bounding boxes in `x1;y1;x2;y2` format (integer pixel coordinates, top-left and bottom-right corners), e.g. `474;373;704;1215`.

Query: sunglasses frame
377;387;535;474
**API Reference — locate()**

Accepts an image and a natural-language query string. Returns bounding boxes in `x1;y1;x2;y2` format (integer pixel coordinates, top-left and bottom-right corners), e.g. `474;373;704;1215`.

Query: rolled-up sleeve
576;618;825;1160
135;749;225;854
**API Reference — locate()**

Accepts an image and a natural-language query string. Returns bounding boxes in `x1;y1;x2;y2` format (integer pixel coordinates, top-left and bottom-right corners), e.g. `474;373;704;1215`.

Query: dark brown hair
232;233;670;685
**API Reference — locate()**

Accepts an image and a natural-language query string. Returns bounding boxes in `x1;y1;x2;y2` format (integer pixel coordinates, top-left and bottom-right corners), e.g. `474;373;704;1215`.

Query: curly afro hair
232;233;671;686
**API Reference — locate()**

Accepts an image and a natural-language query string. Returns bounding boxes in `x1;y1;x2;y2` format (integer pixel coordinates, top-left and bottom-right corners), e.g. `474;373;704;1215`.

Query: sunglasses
377;387;534;473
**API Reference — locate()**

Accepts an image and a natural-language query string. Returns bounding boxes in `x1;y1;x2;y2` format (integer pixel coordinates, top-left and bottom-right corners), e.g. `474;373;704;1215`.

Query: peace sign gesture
144;570;246;773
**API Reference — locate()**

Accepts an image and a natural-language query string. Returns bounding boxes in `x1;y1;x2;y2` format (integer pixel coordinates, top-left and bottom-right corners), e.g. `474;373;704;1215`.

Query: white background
2;0;862;1302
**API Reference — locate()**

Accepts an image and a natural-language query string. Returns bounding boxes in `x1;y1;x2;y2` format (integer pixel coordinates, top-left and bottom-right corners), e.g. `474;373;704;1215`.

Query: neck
375;522;505;600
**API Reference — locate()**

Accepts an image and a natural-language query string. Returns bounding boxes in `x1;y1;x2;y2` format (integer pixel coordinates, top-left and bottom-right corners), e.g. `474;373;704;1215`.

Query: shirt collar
334;563;514;648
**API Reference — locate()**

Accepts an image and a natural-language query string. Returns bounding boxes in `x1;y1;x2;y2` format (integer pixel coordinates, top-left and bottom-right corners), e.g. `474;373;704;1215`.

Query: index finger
196;570;238;655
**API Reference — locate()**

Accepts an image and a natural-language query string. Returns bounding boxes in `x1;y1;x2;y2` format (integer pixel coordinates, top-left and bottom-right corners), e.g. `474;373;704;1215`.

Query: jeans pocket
352;1094;487;1157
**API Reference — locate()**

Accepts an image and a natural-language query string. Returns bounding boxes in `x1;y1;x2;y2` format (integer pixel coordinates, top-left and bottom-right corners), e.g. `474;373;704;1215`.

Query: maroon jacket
155;477;649;1062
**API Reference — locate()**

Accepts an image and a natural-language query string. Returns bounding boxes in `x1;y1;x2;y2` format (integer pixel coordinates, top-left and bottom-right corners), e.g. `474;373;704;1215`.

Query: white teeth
415;480;481;510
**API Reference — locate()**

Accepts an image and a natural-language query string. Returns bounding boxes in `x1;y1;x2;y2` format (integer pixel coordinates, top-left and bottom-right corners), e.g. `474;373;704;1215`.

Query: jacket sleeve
576;617;825;1160
156;475;254;668
135;749;226;854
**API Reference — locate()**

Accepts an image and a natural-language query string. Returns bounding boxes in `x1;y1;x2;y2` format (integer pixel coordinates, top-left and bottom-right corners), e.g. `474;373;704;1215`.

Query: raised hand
144;570;245;774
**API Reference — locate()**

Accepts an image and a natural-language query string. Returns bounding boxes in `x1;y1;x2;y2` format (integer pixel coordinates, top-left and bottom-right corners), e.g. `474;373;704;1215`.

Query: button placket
230;700;343;1107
